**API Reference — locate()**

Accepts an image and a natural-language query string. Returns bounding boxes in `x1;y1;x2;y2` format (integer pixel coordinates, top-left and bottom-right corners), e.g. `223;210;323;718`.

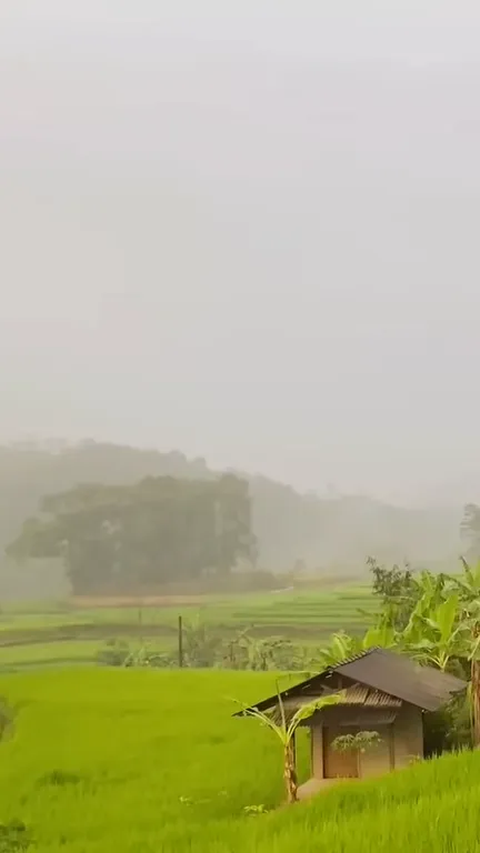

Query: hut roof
264;682;402;725
235;648;466;718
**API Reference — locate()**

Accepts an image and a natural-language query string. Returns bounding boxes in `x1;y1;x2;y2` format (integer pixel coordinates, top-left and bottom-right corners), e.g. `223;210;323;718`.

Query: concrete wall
393;704;424;769
312;723;324;778
359;724;393;779
309;704;423;780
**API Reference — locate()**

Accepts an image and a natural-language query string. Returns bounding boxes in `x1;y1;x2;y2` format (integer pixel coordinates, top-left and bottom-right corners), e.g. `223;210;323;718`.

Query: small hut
236;648;466;799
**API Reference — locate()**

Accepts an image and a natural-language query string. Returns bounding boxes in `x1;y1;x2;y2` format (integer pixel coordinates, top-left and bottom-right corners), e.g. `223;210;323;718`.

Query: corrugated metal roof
279;683;400;710
235;648;466;717
336;649;466;713
266;683;401;725
268;683;401;724
340;684;402;707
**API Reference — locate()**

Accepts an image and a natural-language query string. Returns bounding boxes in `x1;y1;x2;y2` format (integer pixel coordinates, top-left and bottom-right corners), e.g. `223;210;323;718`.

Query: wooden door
323;727;359;778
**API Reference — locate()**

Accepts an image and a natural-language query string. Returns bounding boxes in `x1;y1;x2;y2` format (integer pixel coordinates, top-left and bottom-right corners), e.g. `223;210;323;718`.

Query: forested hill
0;441;462;570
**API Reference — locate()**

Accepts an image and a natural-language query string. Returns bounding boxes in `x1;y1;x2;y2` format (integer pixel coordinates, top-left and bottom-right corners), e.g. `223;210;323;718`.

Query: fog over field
1;1;480;526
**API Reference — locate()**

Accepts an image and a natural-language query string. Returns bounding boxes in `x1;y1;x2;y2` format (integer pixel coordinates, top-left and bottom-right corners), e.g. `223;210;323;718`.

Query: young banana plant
236;689;344;803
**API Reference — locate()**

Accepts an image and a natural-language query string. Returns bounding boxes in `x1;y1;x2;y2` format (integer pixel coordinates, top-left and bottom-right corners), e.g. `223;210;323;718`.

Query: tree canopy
7;474;255;594
0;440;464;573
461;503;480;560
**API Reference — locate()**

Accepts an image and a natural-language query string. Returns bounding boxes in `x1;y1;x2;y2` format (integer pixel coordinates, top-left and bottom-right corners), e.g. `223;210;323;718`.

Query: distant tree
461;504;480;560
367;556;422;630
7;474;255;594
0;439;463;573
292;558;307;576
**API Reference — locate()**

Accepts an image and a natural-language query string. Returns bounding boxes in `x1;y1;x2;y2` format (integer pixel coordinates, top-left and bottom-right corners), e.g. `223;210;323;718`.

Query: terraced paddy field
0;585;376;668
1;666;479;852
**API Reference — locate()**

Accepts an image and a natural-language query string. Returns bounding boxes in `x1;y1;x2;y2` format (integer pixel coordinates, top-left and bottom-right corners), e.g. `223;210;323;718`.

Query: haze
2;0;480;503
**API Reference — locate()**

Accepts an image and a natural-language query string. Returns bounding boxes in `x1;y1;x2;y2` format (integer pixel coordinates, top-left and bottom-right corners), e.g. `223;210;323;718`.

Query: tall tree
461;504;480;560
7;475;255;594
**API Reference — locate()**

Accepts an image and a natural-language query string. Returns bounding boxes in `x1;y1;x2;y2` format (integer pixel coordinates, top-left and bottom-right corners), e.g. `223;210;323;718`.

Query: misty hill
0;441;464;573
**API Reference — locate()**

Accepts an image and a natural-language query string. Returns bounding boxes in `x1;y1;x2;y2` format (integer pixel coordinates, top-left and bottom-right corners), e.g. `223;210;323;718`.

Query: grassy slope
0;668;479;852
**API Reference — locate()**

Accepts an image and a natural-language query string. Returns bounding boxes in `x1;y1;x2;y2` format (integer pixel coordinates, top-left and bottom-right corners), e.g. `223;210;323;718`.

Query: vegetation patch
0;821;31;853
36;769;86;788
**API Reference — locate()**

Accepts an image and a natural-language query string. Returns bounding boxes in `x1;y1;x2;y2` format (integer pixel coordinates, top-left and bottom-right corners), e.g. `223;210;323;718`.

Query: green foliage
403;593;469;671
0;821;31;853
368;556;415;601
95;638;175;669
243;804;269;816
0;697;15;743
229;631;307;672
367;556;419;629
239;690;344;747
367;557;451;632
96;638;131;667
8;474;255;594
317;623;396;670
0;440;464;595
423;695;472;755
332;731;382;754
37;769;84;787
182;618;225;668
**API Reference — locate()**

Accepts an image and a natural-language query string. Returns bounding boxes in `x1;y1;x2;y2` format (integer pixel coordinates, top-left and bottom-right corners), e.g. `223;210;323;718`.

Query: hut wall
393;703;424;768
311;723;324;779
310;703;423;781
358;724;394;778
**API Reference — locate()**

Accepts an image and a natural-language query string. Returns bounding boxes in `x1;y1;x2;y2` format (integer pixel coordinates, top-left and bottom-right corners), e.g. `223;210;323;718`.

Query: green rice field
0;666;479;852
0;585;377;668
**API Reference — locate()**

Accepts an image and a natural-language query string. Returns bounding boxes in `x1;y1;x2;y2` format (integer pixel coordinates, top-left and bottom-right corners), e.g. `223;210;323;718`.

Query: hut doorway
323;727;359;778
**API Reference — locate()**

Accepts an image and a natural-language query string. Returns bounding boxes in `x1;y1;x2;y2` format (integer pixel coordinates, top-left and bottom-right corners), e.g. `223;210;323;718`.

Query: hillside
0;667;478;852
0;440;463;574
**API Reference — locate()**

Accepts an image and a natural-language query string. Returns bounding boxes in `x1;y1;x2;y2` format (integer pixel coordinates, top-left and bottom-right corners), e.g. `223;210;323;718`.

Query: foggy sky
1;0;480;502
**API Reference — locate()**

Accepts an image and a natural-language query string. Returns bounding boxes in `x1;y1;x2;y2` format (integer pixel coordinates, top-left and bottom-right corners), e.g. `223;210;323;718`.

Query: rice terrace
1;566;480;852
0;585;376;668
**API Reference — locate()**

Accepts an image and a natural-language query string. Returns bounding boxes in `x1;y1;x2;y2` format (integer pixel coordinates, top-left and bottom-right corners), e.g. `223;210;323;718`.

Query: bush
0;821;31;852
96;639;130;667
423;696;472;756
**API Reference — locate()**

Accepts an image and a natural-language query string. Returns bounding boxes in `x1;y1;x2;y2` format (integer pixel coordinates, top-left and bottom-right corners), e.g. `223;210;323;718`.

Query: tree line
7;474;255;594
0;440;470;572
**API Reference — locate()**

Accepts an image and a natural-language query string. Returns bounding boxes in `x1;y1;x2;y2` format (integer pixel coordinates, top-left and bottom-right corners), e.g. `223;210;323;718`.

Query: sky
1;0;480;502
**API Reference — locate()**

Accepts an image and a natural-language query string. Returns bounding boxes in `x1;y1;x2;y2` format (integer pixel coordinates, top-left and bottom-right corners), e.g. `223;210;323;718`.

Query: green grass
0;640;102;667
0;667;480;852
0;668;287;851
0;586;375;632
243;750;480;852
0;638;170;668
0;585;376;666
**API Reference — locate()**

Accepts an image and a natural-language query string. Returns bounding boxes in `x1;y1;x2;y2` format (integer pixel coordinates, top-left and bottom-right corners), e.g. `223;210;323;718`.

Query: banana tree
238;691;344;804
454;557;480;602
402;594;467;672
317;624;396;670
317;631;359;668
401;587;480;746
451;559;480;747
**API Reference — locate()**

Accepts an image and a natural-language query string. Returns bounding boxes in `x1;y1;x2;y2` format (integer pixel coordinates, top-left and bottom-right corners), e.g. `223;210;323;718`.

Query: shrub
0;820;31;852
96;639;130;667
